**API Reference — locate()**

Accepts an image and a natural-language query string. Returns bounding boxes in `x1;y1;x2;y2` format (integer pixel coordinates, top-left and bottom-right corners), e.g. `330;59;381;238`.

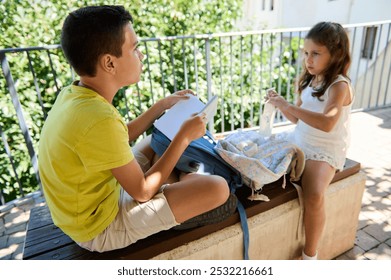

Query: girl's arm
126;89;194;142
281;97;302;124
266;90;301;124
268;82;350;132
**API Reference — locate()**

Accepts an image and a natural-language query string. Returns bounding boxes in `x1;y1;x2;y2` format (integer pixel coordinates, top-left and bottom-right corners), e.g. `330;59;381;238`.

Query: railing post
360;26;376;108
0;124;24;199
377;23;391;107
0;52;42;191
205;36;215;133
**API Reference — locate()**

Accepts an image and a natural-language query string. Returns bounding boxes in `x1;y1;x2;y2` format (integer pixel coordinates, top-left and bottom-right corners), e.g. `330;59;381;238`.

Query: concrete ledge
152;171;366;260
22;161;364;260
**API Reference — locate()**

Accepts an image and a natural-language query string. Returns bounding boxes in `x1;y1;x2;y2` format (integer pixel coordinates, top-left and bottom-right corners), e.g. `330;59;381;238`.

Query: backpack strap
236;200;250;260
230;180;250;260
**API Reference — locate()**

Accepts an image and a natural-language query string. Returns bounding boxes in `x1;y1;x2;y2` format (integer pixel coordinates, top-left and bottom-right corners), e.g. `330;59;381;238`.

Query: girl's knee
304;192;324;209
302;179;329;209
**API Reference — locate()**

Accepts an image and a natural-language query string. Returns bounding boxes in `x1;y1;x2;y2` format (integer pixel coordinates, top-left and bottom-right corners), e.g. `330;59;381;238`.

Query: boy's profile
38;5;235;252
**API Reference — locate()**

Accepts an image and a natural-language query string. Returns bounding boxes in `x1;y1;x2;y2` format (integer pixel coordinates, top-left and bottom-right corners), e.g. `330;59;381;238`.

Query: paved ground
0;191;45;260
0;107;390;260
336;107;391;260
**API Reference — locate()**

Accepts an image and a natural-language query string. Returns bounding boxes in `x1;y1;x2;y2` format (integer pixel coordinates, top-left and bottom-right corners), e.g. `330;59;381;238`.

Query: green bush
0;0;242;203
0;0;300;203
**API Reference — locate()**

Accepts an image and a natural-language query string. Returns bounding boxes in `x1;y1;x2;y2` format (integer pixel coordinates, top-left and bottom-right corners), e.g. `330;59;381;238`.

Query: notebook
154;94;218;140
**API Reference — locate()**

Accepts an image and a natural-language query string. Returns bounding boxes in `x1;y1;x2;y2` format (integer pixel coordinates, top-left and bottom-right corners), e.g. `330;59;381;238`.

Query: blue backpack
150;127;250;259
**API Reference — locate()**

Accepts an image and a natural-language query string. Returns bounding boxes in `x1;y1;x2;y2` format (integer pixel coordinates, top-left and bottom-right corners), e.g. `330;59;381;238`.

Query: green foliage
0;0;243;203
0;0;300;203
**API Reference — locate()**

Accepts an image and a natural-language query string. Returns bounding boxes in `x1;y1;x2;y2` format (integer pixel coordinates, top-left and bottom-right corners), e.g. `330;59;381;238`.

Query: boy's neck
78;80;98;93
78;77;116;103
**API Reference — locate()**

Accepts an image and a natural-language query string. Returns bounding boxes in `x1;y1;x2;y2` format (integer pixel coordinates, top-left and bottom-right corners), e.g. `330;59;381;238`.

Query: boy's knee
210;175;230;202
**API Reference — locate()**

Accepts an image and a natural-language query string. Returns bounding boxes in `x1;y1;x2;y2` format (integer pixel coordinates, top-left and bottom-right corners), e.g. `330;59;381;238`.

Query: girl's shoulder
331;75;350;86
328;75;354;104
327;75;352;95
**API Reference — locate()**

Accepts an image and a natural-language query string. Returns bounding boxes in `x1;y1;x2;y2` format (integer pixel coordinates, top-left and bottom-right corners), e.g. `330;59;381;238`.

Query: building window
362;26;377;59
260;0;275;12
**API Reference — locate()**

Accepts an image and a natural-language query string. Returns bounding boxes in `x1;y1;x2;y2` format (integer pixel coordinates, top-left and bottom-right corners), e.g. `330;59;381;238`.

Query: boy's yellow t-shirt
38;83;134;242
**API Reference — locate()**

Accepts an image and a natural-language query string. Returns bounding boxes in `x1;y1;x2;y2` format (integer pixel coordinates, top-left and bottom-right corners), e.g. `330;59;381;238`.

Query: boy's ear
99;54;116;74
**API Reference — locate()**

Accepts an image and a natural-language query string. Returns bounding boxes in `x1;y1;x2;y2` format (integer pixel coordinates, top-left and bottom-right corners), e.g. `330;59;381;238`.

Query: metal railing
1;20;390;204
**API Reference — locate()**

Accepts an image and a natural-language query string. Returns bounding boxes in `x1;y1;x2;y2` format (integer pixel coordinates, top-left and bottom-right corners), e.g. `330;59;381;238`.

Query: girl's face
303;39;331;77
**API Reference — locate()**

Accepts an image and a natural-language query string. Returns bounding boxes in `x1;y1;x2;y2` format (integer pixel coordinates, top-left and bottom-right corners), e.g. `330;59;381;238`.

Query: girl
267;22;353;260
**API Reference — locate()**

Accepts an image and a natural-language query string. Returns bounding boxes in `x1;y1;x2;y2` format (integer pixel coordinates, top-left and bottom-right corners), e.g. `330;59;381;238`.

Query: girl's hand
265;88;278;100
161;89;196;110
267;93;289;111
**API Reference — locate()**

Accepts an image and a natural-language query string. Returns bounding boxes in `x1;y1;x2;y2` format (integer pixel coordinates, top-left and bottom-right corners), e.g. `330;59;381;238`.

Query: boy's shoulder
48;84;121;131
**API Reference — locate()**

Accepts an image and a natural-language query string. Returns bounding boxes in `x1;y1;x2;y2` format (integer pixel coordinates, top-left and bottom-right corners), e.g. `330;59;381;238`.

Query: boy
38;5;234;252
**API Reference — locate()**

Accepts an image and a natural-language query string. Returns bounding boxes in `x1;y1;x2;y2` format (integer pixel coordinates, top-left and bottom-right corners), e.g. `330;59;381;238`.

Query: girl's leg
301;160;335;258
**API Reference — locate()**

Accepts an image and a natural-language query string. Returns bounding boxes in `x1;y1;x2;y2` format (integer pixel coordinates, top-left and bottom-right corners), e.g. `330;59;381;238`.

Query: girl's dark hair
298;22;351;100
61;5;133;77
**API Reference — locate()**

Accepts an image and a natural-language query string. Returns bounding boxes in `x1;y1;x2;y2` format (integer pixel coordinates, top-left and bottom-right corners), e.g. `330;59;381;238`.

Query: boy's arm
113;114;206;202
126;100;167;142
126;90;194;142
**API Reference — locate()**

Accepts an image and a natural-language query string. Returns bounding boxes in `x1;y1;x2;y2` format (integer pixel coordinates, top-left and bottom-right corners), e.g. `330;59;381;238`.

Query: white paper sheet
154;95;218;140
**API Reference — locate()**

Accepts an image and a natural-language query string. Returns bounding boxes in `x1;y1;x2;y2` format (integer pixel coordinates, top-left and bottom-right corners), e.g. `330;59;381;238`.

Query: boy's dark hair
61;5;133;77
298;22;351;100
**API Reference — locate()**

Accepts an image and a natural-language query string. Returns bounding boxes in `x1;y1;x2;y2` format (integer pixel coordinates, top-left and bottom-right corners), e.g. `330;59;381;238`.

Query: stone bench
22;158;365;260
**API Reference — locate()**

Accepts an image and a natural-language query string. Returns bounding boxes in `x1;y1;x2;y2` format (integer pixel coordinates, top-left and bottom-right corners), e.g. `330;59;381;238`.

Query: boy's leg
301;160;335;258
134;135;232;224
163;173;229;223
79;137;231;252
78;174;230;253
132;135;179;183
132;135;155;163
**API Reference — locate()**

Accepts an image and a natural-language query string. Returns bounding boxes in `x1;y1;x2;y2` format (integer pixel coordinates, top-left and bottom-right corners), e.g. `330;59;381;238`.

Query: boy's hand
177;113;206;144
162;89;196;110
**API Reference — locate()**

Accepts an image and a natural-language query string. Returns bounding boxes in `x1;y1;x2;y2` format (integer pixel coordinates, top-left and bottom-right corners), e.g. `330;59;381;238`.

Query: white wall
239;0;280;30
349;0;391;24
240;0;391;29
280;0;350;28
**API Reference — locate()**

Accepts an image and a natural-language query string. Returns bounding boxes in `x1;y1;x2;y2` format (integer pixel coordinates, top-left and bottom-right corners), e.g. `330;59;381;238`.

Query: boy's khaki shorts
78;148;179;252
